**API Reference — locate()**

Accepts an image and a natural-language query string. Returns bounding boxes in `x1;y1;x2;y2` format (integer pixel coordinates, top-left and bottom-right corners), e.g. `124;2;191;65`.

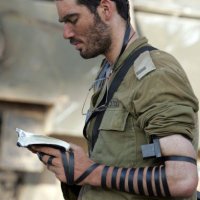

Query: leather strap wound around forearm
120;168;128;192
60;147;196;197
154;166;162;196
146;167;154;196
137;168;145;195
102;165;171;197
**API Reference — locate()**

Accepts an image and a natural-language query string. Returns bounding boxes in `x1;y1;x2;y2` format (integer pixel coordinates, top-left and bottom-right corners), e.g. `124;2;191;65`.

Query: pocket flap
99;109;129;131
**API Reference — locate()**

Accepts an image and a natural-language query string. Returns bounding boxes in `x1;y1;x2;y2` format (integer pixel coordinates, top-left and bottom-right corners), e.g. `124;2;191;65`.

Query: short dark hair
77;0;130;22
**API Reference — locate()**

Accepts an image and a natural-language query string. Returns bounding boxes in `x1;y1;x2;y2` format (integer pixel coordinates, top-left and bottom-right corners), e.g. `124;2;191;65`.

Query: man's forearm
84;160;197;198
70;135;198;198
85;164;170;197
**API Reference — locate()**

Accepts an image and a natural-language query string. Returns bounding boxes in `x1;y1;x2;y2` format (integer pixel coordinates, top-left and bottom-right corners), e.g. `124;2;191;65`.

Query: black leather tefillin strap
60;148;74;185
141;137;197;197
146;167;154;196
83;45;157;150
59;148;100;185
137;168;145;195
128;168;135;193
83;22;131;144
101;165;171;197
119;168;128;192
59;147;196;197
111;167;119;189
59;22;139;187
142;138;197;166
161;166;171;196
90;45;157;150
154;166;162;196
161;155;197;165
101;166;110;188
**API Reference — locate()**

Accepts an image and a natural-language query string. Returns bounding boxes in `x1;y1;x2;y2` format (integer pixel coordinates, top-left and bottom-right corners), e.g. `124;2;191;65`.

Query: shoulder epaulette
134;50;156;80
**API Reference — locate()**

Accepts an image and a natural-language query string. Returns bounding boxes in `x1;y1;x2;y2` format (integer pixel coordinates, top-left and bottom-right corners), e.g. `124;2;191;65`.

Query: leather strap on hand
60;148;100;185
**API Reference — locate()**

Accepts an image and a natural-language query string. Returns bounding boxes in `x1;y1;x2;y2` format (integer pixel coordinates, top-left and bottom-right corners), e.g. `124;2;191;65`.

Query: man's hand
30;143;95;185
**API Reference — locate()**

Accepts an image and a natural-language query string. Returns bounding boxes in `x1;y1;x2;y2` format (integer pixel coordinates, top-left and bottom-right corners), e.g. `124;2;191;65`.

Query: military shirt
79;37;199;200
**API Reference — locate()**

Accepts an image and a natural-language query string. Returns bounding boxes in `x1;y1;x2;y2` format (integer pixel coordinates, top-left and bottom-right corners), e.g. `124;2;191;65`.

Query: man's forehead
55;0;77;2
56;0;90;22
55;0;76;4
56;0;79;11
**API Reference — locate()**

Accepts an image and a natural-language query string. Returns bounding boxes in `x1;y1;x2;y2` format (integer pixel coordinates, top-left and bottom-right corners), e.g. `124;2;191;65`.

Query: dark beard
80;13;112;59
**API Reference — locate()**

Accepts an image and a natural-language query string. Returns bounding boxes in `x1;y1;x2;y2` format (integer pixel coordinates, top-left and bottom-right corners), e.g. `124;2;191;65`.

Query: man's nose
63;24;75;39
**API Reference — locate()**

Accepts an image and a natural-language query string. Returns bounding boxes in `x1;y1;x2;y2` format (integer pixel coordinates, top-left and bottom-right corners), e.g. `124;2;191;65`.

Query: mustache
70;38;82;45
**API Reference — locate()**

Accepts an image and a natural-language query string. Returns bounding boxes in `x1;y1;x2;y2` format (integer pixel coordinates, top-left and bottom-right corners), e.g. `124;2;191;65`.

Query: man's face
56;0;112;59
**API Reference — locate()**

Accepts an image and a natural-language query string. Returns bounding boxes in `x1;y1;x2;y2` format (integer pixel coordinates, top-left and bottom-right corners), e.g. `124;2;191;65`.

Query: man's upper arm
159;134;198;197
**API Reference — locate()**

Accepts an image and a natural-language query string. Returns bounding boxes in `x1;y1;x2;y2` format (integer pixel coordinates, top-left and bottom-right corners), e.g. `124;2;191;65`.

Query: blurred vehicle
0;0;101;199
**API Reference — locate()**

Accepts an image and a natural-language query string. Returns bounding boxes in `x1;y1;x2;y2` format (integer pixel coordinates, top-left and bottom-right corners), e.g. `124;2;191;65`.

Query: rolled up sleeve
133;68;199;141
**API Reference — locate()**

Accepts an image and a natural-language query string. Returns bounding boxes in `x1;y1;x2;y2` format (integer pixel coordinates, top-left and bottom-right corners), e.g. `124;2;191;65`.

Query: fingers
47;165;66;182
28;146;37;153
47;155;55;166
39;153;57;166
40;154;67;183
30;146;68;183
30;145;60;157
37;152;45;161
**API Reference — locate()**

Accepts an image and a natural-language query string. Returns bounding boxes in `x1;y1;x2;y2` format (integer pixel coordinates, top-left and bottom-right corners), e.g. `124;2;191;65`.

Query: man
31;0;199;199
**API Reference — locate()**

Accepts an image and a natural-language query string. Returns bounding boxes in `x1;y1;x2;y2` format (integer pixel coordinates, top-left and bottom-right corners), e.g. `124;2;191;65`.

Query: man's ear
98;0;116;21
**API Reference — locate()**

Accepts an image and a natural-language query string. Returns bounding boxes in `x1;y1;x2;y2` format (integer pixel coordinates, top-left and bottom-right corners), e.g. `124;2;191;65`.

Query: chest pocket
99;108;129;131
91;107;137;167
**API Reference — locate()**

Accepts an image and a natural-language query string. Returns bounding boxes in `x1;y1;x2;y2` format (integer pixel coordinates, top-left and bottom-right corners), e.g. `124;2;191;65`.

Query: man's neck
105;24;138;65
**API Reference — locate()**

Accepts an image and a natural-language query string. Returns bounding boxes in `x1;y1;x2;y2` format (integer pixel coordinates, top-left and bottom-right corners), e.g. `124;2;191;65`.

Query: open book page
16;128;70;151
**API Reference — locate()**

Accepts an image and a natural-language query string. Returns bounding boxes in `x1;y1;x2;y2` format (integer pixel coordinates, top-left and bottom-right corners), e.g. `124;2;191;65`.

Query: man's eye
71;18;78;24
65;17;78;25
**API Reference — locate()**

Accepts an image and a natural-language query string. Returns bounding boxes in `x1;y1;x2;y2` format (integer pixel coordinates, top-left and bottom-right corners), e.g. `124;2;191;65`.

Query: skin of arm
31;134;198;198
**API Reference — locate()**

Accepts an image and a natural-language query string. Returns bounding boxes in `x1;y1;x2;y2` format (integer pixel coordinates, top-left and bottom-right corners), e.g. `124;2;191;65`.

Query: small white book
16;128;70;151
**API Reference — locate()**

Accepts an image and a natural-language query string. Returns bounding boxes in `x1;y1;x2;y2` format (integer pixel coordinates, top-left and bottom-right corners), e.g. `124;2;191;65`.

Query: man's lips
70;39;82;48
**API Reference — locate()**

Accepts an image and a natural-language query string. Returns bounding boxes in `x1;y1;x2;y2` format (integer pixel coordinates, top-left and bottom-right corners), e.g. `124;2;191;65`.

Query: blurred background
0;0;199;199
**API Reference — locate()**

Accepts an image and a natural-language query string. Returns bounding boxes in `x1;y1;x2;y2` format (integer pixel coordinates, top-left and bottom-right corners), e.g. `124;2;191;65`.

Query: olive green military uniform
63;37;199;200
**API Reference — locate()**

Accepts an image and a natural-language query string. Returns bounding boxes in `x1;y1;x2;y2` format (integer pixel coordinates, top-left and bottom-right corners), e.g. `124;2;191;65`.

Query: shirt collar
112;37;149;72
